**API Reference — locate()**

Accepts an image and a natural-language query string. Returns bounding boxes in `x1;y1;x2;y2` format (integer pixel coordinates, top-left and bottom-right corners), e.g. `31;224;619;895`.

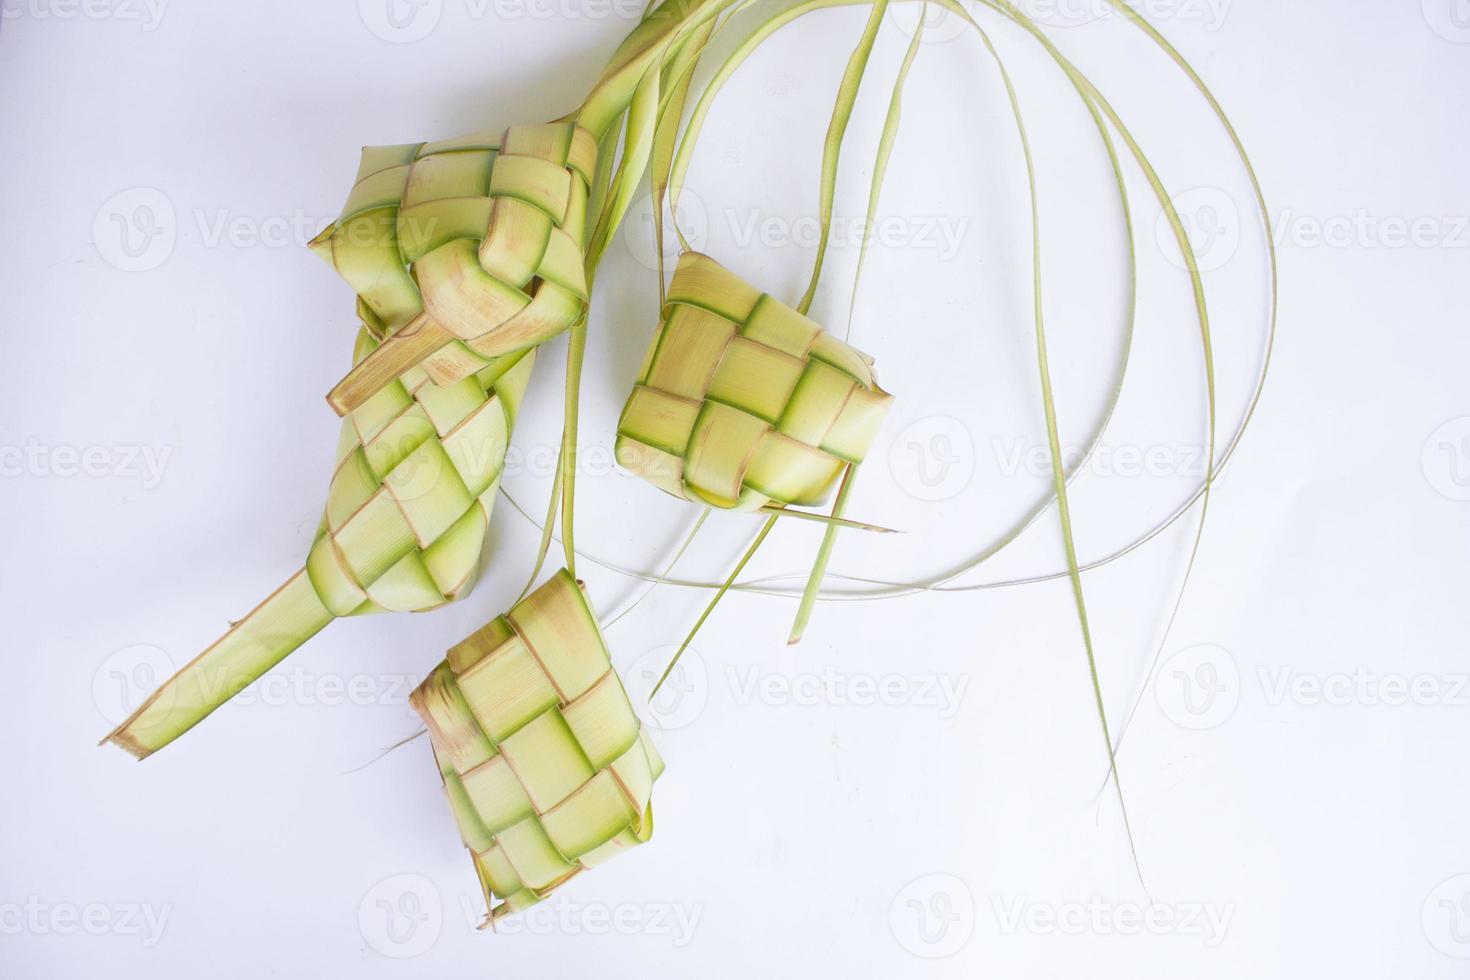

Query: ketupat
98;0;1276;926
101;6;728;758
412;569;663;926
105;311;535;758
316;0;744;417
314;124;598;416
617;250;892;512
616;251;894;668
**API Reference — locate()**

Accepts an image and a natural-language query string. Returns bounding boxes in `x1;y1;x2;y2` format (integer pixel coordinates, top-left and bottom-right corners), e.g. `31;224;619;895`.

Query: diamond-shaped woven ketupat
615;251;894;511
311;123;597;415
104;306;535;758
411;569;663;926
303;310;535;618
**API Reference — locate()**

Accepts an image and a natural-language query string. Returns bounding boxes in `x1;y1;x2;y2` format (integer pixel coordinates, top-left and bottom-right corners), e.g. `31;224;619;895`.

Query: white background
2;1;1467;976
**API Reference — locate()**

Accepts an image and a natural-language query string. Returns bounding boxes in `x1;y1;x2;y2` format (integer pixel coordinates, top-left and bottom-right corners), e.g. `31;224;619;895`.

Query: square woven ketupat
411;569;663;926
312;123;597;413
616;251;893;511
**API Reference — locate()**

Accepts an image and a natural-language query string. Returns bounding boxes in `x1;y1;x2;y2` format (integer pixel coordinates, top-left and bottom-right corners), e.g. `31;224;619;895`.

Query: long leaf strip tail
107;336;535;757
103;572;334;758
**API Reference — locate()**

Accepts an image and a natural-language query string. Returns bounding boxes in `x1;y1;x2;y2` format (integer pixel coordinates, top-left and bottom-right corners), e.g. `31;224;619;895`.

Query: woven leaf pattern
616;251;893;511
104;308;535;758
306;307;534;615
312;123;597;388
412;569;663;925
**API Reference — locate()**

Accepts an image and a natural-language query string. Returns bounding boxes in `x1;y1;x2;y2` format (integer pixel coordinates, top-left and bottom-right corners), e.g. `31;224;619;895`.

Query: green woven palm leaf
312;123;597;415
616;250;893;511
104;304;535;758
412;568;663;926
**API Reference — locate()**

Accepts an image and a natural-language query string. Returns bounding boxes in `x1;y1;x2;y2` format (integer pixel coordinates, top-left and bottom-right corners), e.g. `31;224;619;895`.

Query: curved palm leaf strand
576;0;1270;613
645;0;900;666
659;0;1141;600
1099;0;1279;766
796;0;891;316
791;8;929;644
843;3;928;343
651;515;779;699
